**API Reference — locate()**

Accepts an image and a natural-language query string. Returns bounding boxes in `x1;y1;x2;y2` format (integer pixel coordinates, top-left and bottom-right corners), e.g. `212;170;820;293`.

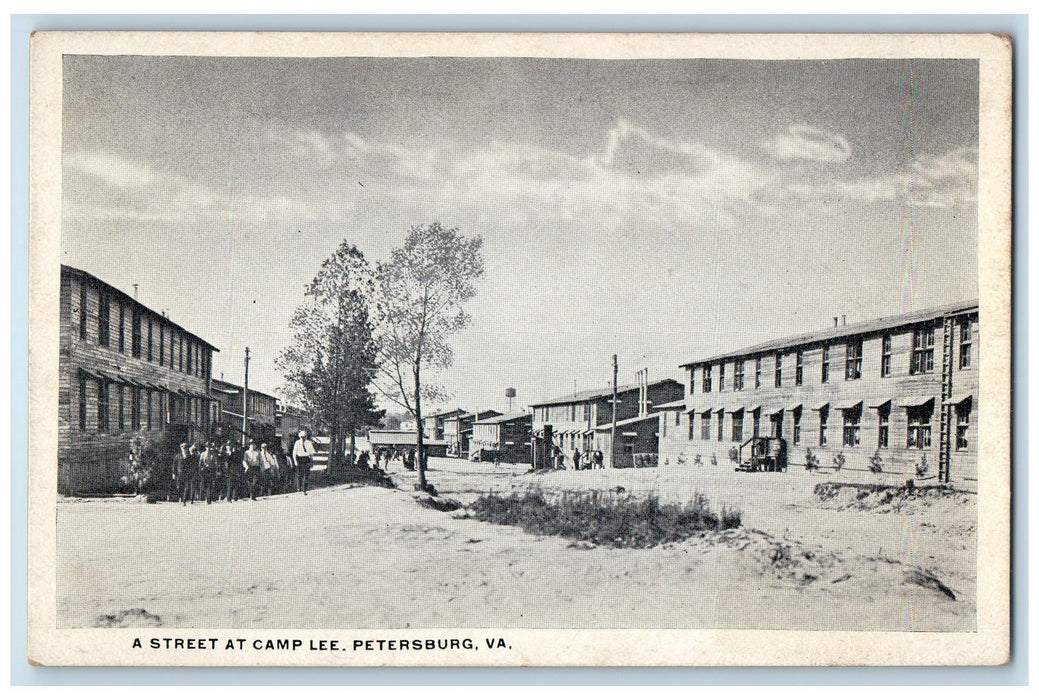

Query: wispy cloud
763;125;851;164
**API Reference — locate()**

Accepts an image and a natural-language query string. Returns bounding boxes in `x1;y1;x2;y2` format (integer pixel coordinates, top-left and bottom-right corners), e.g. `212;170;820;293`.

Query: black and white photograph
27;32;1011;666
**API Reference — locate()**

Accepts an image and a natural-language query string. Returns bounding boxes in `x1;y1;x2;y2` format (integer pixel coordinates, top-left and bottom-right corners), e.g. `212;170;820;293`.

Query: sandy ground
56;457;975;631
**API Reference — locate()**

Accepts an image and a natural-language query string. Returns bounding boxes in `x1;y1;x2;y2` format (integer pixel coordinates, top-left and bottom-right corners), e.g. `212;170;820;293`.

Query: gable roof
681;299;979;368
474;412;532;425
531;378;682;408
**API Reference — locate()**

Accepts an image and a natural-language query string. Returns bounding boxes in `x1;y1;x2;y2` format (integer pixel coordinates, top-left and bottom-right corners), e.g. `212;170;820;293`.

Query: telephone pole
241;346;250;447
610;354;618;469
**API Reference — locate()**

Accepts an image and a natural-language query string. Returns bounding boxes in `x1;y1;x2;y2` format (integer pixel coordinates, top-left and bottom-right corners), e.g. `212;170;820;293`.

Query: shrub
710;454;718;466
833;452;846;472
693;454;702;466
915;454;929;478
468;487;741;548
804;448;820;471
868;451;884;474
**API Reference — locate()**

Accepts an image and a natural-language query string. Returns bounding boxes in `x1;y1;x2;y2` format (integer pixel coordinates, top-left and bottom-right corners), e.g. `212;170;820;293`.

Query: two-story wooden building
421;408;466;441
443;410;502;457
210;377;279;446
659;301;979;484
58;265;218;494
530;377;684;468
470;412;533;464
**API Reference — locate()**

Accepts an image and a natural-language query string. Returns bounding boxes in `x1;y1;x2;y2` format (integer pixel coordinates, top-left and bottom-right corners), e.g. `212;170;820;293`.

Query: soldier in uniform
242;440;263;500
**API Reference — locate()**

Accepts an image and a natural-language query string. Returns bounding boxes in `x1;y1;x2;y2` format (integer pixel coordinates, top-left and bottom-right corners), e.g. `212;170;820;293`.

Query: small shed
470;412;533;464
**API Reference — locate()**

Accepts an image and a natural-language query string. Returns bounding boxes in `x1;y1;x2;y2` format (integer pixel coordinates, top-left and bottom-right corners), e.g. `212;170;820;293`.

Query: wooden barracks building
58;265;218;494
531;375;683;469
658;301;979;484
210;377;279;446
470;412;533;464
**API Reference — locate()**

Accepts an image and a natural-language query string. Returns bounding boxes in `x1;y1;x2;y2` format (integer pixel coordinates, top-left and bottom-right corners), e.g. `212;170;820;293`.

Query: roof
656;398;687;410
62;264;219;352
474;412;533;425
593;413;662;431
681;299;979;368
211;377;279;403
423;408;467;420
446;409;502;422
532;378;682;408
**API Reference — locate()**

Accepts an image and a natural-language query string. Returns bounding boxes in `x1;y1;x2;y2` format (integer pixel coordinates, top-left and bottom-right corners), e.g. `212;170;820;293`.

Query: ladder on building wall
938;316;955;483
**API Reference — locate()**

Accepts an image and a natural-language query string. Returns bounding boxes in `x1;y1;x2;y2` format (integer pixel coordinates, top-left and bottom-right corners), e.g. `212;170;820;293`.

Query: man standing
572;447;582;471
259;442;279;496
199;442;221;504
292;429;316;495
242;440;263;500
170;442;189;503
180;443;199;505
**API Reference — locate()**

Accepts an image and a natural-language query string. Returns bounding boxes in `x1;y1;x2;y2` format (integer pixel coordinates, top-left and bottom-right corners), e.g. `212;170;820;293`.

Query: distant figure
199;441;221;504
356;450;370;471
170;442;189;503
181;443;199;505
243;440;263;500
572;448;581;471
220;440;238;502
553;445;564;470
292;429;317;495
594;450;604;470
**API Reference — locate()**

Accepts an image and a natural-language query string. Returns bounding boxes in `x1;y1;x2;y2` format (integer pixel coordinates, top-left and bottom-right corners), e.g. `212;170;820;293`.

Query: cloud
65;150;158;189
763;125;851;163
830;146;978;208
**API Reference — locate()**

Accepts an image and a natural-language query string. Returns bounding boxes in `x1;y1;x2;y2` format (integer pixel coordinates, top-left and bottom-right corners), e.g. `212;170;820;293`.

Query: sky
61;56;979;415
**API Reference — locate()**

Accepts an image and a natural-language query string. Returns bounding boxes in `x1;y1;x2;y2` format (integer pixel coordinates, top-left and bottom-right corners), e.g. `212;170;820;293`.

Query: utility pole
242;346;250;447
610;354;618;469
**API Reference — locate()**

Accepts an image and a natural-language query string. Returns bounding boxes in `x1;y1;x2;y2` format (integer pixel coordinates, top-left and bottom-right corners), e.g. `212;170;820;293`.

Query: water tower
505;387;516;413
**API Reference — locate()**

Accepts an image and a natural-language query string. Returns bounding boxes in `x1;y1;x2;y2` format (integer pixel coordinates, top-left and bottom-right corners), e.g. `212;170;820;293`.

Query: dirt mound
813;481;973;514
705;528;842;585
96;608;163;627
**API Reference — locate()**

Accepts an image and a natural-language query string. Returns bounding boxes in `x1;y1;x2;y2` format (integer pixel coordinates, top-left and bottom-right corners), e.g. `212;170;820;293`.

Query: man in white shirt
292;429;317;495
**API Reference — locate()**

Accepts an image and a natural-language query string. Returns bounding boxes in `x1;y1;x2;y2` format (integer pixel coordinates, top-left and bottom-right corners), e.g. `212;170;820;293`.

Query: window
147;320;153;362
78;375;87;430
79;283;88;341
771;411;783;438
881;334;892;377
97;380;109;431
906;404;933;449
731;411;744;442
956;401;971;450
569;404;575;421
118;385;125;430
821;345;830;383
818;406;829;446
717;410;724;442
187;340;193;374
159;325;165;365
131;387;141;430
734;360;745;391
752;410;761;438
774;353;783;388
795;350;804;385
911;327;935;374
959;318;972;369
845;339;863;380
131;309;142;358
147;390;153;430
98;293;110;348
675;411;680;426
688;371;695;394
792;408;802;445
688;413;696;440
842;406;861;447
878;405;890;448
754;358;761;389
719;364;726;391
178;336;184;372
703;366;712;393
701;412;711;440
118;304;125;353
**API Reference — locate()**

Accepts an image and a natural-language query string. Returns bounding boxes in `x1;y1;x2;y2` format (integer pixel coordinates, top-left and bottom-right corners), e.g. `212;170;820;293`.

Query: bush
468;488;741;548
868;451;884;474
804;448;820;471
694;454;702;466
121;430;178;496
710;454;718;466
915;454;930;478
833;452;846;472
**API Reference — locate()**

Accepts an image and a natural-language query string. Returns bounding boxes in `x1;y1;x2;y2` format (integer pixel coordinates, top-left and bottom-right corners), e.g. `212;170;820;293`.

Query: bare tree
374;222;484;492
277;242;383;471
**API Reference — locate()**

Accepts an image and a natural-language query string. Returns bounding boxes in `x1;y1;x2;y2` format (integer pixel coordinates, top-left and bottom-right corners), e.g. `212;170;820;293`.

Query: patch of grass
468;488;741;548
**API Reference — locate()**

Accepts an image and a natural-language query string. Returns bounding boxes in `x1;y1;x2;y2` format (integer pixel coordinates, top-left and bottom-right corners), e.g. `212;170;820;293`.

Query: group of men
554;446;605;470
169;429;319;505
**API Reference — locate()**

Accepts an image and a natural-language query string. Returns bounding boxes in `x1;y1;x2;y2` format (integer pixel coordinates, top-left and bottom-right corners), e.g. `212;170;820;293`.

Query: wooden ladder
938;316;956;482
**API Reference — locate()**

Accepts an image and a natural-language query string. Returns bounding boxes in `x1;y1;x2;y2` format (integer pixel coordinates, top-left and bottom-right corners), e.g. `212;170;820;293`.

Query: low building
530;376;683;468
58;265;218;494
210;378;279;446
421;408;466;440
470;412;533;464
367;430;448;458
443;410;502;457
275;403;307;454
660;301;979;484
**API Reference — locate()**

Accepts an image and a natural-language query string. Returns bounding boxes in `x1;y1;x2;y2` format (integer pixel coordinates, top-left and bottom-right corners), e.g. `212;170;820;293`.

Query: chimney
833;316;839;328
842;314;847;326
133;283;139;299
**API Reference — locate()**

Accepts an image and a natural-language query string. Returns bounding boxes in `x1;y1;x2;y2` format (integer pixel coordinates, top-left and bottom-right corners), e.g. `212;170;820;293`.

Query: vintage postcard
28;31;1011;666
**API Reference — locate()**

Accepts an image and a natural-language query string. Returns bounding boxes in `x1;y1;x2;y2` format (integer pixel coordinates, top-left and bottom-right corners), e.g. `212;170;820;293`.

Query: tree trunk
349;431;356;468
414;365;428;491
